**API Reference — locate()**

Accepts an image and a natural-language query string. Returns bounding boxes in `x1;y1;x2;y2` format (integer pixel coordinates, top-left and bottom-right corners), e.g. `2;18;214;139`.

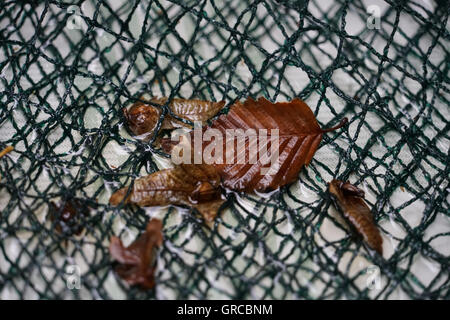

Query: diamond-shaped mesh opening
0;0;449;299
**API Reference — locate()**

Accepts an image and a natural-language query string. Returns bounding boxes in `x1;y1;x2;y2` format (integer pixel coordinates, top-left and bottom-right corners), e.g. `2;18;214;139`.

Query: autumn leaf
328;179;383;255
48;198;90;236
164;97;347;192
123;97;225;138
109;164;225;222
109;219;163;289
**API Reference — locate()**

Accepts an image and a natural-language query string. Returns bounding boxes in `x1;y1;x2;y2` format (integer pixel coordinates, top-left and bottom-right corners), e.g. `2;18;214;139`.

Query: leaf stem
322;117;348;132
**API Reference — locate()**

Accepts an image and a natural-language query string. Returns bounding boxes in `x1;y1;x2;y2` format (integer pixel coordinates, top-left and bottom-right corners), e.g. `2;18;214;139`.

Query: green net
0;0;449;299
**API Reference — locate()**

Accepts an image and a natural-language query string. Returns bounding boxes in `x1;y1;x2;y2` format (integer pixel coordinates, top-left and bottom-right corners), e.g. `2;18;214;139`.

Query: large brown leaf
109;164;224;222
328;179;383;255
164;97;347;192
109;219;163;289
123;97;225;137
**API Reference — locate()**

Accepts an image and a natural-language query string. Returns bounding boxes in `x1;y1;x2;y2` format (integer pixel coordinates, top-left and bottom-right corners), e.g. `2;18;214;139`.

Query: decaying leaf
164;97;347;192
328;179;383;255
109;219;163;289
49;199;89;236
123;97;225;138
109;164;225;222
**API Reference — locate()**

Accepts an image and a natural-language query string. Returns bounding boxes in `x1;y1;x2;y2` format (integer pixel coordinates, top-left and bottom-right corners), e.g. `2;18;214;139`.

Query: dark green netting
0;0;449;299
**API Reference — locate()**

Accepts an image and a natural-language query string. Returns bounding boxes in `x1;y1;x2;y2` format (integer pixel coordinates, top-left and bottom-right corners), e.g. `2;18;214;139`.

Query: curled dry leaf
163;97;347;192
123;97;225;138
49;199;89;236
328;179;383;255
109;164;225;222
109;219;163;289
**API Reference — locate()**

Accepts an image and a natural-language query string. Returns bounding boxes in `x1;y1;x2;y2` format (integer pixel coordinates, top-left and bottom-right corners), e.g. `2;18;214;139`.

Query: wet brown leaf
109;164;224;222
328;179;383;255
49;199;89;236
164;97;347;192
123;97;225;138
109;219;163;289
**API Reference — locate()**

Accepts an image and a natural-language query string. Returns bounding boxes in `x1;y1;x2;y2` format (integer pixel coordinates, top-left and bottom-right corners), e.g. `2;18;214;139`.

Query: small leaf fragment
328;179;383;255
109;219;163;289
49;199;89;236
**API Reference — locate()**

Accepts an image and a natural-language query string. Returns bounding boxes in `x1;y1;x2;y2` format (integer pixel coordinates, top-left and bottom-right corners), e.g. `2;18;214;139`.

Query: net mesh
0;0;449;299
